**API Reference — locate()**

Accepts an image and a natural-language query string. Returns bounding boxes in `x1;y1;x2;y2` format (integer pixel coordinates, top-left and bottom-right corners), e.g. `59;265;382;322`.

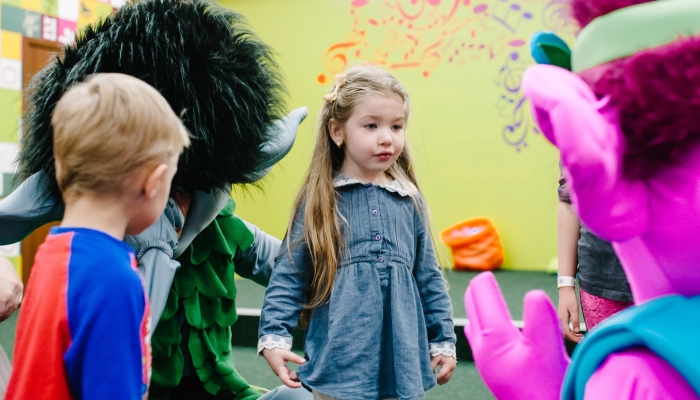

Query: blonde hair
51;73;190;200
289;65;423;326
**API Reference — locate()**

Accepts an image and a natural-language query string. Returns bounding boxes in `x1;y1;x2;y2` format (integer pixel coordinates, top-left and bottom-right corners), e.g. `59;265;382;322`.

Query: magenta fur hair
572;0;700;180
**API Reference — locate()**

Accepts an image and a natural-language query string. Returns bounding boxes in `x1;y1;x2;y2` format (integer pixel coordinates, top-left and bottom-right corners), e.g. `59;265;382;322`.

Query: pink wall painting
318;0;576;151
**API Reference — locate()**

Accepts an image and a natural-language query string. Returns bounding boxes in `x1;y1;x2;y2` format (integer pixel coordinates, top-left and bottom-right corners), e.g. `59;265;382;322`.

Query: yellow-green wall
221;0;577;270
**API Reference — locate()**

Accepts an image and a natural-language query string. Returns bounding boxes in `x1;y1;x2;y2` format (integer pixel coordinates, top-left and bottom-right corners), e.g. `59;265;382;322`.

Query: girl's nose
378;128;393;145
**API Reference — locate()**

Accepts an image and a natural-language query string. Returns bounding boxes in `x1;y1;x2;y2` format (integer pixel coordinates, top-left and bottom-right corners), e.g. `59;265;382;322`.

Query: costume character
0;0;308;398
463;0;700;398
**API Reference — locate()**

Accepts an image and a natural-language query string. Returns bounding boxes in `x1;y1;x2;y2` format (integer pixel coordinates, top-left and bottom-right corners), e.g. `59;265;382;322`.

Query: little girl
258;66;456;400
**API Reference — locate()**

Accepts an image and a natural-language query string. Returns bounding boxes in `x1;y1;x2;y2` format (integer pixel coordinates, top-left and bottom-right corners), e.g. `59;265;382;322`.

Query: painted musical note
494;50;539;151
320;30;367;81
541;0;577;34
491;0;533;33
317;0;572;87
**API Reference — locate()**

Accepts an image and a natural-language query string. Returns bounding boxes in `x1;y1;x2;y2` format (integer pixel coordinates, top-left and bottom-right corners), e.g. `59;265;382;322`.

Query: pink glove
464;272;570;400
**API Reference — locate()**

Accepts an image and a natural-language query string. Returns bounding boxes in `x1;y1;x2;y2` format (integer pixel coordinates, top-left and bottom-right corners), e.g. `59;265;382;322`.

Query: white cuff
429;342;456;360
258;334;293;354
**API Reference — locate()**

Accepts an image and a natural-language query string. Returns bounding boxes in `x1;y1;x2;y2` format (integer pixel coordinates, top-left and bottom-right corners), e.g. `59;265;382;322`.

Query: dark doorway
19;37;63;286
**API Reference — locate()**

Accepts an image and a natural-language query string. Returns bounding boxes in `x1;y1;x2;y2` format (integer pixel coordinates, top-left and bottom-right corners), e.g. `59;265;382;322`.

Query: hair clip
323;74;348;102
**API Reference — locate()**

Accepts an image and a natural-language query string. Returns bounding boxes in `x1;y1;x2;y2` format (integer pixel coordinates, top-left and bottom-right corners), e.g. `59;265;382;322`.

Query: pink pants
579;287;633;331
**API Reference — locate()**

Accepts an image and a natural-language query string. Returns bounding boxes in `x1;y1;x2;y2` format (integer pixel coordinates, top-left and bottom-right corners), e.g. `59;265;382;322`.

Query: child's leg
579;287;633;331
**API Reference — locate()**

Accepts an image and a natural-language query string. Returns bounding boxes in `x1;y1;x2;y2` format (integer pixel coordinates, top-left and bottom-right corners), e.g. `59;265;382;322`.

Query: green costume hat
529;0;700;73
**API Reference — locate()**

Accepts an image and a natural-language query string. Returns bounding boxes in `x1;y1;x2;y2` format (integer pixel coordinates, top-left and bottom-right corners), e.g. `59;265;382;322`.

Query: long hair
572;0;700;180
289;65;419;326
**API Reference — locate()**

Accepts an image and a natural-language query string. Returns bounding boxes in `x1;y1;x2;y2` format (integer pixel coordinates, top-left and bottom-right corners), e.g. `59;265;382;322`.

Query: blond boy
6;73;189;400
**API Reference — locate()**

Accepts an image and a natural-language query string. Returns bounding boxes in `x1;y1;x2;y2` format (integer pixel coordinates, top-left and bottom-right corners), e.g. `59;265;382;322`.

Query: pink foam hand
464;272;570;400
521;65;648;242
522;65;608;154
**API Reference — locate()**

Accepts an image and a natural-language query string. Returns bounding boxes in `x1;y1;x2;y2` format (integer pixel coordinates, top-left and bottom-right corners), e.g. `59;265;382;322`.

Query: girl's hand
431;355;456;385
557;286;583;343
261;348;306;388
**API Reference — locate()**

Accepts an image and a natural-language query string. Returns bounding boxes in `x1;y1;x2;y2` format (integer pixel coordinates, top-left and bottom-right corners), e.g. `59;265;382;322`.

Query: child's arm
557;201;583;343
65;266;149;399
258;211;311;387
557;173;583;343
413;200;457;384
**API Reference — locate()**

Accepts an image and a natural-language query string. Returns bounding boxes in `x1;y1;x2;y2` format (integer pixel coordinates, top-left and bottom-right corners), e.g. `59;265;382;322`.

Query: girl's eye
365;124;377;129
392;125;403;131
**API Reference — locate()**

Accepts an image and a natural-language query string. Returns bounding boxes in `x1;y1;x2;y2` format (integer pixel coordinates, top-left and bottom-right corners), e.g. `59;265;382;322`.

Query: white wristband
557;276;576;288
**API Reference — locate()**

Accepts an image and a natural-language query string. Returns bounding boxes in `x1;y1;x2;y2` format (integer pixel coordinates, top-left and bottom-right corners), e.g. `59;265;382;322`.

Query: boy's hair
288;65;421;326
51;73;190;200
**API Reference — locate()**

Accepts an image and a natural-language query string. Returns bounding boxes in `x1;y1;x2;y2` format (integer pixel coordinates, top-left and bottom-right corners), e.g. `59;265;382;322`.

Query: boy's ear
328;118;344;144
143;163;169;199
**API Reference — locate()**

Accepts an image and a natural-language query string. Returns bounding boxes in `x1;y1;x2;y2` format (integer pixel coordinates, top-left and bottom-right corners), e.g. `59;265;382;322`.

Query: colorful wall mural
222;0;578;271
316;0;576;151
0;0;121;271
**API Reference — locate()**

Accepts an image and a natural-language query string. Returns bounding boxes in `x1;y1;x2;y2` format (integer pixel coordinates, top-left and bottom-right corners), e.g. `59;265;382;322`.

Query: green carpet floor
0;270;568;399
230;346;495;399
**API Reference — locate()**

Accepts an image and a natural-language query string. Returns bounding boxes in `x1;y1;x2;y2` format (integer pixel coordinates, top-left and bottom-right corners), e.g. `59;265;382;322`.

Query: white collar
333;174;416;197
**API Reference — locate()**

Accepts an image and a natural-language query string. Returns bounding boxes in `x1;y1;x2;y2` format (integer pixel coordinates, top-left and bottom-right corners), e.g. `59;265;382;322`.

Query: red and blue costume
6;227;151;400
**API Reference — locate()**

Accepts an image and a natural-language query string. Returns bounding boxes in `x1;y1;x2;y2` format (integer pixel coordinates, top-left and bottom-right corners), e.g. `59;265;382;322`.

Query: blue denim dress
259;176;456;400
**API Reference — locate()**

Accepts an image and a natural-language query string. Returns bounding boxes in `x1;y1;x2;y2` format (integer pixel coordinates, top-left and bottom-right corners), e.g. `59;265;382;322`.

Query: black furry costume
21;0;285;196
11;1;300;399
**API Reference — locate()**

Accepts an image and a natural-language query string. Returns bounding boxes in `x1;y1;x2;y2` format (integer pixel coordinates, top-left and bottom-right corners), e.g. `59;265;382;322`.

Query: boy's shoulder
46;227;141;290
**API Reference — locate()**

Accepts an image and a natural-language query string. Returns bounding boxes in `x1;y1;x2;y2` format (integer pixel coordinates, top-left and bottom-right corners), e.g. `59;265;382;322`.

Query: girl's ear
328;118;344;145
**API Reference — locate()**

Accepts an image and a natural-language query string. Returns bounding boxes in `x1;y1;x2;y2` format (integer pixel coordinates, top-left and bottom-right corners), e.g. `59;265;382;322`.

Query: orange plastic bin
440;217;504;271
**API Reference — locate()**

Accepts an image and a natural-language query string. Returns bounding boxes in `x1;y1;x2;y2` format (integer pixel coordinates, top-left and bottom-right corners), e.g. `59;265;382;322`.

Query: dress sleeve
412;197;457;350
523;65;649;242
64;268;149;400
257;208;313;352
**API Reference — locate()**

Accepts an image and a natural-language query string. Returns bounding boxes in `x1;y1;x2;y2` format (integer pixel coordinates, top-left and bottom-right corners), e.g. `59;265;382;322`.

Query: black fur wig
19;0;286;198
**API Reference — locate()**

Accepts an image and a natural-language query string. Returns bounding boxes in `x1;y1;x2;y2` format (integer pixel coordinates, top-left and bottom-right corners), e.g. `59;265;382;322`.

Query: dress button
371;209;378;216
375;234;381;241
377;256;384;263
380;280;388;288
368;187;374;192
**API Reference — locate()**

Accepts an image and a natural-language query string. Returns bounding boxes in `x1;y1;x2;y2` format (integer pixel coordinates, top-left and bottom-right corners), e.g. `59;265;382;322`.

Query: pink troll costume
463;0;700;398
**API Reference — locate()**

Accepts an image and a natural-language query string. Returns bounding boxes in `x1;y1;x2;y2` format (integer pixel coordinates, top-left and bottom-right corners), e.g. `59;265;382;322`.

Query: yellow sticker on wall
20;0;42;14
0;31;21;61
77;0;96;29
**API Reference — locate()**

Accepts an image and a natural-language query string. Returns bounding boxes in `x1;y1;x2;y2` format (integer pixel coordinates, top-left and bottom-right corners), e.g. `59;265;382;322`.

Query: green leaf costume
149;199;262;400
